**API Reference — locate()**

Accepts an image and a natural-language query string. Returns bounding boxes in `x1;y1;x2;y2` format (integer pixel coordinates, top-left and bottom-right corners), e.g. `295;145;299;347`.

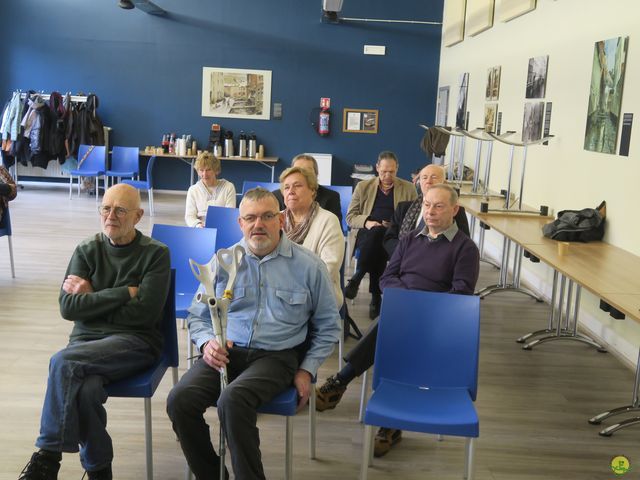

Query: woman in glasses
280;166;344;306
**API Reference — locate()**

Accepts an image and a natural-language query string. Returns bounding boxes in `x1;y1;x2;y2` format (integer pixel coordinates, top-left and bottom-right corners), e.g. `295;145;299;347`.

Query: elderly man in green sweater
18;184;171;480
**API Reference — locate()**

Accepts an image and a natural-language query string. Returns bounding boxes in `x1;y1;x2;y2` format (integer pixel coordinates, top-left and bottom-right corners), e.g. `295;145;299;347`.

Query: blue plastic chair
106;146;139;187
242;180;280;195
105;270;178;480
150;224;218;321
0;207;15;277
69;144;107;201
360;289;480;480
122;155;156;216
204;206;242;249
322;185;351;234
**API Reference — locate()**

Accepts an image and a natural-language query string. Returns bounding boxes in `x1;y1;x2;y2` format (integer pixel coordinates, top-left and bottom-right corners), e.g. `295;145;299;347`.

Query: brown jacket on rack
0;165;17;223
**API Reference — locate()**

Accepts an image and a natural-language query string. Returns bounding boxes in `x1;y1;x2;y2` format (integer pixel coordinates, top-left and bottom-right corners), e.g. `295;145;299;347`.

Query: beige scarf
284;201;319;244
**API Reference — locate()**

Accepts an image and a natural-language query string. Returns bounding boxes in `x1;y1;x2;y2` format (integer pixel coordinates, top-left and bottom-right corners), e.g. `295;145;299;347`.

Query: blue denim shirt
187;234;341;376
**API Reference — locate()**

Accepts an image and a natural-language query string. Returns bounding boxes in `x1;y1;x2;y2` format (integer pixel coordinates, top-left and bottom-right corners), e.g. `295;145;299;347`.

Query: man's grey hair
239;187;279;210
291;154;318;176
377;151;398;165
426;183;458;205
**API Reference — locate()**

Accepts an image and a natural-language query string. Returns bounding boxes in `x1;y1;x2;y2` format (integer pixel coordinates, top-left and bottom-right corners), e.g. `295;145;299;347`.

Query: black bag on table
542;201;606;242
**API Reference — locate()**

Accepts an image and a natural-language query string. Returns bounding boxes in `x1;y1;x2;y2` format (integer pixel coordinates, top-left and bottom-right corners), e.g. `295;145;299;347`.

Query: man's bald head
100;184;143;245
418;164;446;195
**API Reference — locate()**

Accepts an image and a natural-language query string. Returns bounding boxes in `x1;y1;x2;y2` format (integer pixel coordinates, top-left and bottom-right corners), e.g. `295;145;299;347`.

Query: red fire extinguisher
318;107;330;136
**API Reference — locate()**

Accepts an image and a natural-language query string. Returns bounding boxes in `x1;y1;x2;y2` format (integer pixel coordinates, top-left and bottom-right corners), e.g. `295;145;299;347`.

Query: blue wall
1;0;443;190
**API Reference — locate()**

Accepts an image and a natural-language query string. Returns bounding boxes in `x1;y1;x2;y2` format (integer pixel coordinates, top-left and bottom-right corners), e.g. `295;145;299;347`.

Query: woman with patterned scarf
280;166;344;306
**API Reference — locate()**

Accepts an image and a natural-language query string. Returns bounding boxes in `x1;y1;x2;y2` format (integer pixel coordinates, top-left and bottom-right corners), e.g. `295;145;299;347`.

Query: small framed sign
342;108;379;134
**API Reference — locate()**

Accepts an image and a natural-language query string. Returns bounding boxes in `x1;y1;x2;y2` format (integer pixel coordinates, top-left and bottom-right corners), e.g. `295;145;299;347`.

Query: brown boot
373;428;402;457
315;375;347;411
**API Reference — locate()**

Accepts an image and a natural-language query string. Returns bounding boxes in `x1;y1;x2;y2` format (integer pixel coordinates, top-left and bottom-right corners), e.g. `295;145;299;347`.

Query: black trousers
344;318;379;377
355;226;388;296
167;346;298;480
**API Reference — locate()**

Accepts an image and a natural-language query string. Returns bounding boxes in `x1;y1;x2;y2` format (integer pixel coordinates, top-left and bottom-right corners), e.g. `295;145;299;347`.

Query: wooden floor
1;185;638;480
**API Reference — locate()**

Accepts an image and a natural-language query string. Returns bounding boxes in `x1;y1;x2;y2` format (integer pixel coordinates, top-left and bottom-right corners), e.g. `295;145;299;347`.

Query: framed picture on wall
342;108;379;134
525;55;548;99
497;0;536;22
201;67;272;120
466;0;495;37
484;103;498;133
456;72;470;129
485;66;501;101
436;86;450;126
522;101;544;143
443;0;467;47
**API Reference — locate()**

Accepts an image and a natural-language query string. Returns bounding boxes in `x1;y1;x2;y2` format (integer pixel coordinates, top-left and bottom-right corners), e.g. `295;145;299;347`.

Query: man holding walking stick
167;188;341;480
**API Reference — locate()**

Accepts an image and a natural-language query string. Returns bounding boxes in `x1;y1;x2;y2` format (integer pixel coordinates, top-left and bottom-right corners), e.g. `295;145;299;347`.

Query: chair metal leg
95;177;99;203
464;437;475;480
144;397;153;480
69;176;73;199
338;318;344;371
285;416;293;480
309;388;316;459
187;330;194;368
360;424;373;480
358;370;369;423
7;235;15;278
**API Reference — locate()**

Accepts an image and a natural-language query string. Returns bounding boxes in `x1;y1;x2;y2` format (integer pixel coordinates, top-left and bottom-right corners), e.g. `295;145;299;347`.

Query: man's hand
365;219;383;230
62;275;94;294
202;339;233;371
128;286;139;298
294;369;312;411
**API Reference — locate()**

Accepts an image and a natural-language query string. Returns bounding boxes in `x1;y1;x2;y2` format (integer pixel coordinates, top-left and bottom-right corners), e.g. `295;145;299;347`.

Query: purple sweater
380;229;479;294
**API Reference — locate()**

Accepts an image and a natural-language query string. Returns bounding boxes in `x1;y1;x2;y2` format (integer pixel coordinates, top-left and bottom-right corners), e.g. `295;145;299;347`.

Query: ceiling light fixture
118;0;135;10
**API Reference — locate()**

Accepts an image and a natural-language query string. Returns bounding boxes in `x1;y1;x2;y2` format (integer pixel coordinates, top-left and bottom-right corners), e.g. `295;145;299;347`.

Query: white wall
439;0;640;366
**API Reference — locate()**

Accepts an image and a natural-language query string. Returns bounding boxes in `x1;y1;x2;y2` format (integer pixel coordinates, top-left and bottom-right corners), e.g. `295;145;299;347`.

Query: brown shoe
373;428;402;457
315;375;347;411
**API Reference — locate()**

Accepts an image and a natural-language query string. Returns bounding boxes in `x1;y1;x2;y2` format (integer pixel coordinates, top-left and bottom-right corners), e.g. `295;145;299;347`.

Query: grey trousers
167;346;299;480
344;317;379;377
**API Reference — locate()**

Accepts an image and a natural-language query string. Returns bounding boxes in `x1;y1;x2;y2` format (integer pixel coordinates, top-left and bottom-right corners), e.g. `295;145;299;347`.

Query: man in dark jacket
272;154;342;224
383;163;469;257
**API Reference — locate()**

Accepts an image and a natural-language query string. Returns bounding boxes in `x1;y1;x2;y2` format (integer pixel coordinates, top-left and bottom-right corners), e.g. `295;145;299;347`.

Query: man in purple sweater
316;184;479;456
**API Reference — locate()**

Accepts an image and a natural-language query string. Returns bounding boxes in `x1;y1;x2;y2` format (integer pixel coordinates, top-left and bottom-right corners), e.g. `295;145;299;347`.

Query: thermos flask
238;131;247;157
248;132;257;158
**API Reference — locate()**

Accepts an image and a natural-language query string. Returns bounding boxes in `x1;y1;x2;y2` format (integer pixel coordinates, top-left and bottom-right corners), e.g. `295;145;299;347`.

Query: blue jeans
36;334;156;471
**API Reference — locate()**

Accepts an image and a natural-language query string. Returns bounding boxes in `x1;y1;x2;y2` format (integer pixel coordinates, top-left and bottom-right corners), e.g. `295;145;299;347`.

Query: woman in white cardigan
280;166;344;306
185;151;236;227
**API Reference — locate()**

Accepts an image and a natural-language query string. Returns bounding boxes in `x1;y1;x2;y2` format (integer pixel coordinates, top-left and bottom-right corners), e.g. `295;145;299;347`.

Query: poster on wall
466;0;495;37
484;104;498;133
443;0;467;47
201;67;272;120
522;101;544;143
456;73;470;129
497;0;536;23
525;55;549;99
485;66;501;101
584;36;629;154
436;86;450;126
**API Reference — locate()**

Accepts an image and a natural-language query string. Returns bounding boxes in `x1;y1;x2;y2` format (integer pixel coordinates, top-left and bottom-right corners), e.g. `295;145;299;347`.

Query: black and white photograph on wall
201;66;272;120
485;66;501;101
584;36;629;154
484;103;498;133
436;86;450;126
522;101;544;143
525;55;548;99
456;72;469;129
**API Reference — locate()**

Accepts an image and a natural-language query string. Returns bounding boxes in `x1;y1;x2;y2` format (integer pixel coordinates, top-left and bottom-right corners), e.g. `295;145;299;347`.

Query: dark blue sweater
380;229;479;294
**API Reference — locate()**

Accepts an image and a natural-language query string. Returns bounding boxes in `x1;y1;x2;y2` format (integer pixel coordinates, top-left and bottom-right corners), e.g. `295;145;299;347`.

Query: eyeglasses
98;206;132;218
239;212;279;224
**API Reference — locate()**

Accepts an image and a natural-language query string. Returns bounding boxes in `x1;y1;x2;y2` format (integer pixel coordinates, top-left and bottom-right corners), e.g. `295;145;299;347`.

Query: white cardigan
299;207;345;307
185;179;236;227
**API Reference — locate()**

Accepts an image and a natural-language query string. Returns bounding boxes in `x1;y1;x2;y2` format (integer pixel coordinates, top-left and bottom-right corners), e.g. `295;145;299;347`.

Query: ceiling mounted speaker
322;0;344;12
118;0;135;9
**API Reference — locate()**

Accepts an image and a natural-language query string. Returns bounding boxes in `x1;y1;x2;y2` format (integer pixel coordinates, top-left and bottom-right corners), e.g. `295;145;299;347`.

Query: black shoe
83;465;112;480
18;451;61;480
345;278;361;300
369;294;381;320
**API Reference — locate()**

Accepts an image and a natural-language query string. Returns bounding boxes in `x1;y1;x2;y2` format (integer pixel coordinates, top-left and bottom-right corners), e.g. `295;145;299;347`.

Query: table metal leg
517;270;559;343
589;349;640;436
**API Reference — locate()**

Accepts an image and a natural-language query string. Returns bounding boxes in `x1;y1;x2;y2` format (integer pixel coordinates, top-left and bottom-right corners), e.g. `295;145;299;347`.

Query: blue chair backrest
322;185;352;233
374;288;480;400
77;144;106;171
151;224;217;298
110;146;140;173
143;155;156;188
0;207;11;236
204;206;242;249
163;270;179;368
242;181;280;195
